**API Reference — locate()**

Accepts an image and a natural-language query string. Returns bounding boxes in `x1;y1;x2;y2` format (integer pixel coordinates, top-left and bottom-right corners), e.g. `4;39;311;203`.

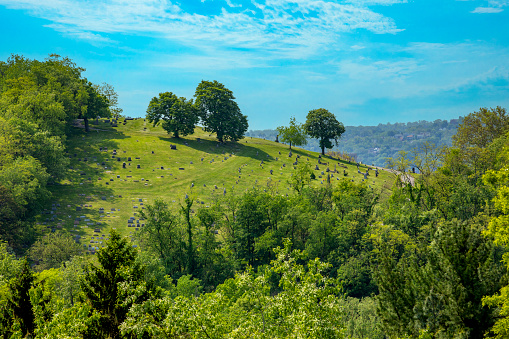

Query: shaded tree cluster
146;80;249;142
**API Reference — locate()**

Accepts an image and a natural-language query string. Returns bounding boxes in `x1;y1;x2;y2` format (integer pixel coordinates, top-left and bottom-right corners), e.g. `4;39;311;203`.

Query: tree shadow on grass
157;136;273;161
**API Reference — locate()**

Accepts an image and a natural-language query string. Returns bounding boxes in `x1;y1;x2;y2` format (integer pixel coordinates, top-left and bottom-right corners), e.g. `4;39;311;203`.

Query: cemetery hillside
2;55;509;338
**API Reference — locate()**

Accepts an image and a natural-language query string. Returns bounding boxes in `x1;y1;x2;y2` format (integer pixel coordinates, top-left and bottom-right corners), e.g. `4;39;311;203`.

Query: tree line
0;54;120;252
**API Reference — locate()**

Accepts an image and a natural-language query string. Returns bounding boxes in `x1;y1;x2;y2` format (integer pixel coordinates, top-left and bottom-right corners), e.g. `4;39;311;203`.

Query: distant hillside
246;118;461;166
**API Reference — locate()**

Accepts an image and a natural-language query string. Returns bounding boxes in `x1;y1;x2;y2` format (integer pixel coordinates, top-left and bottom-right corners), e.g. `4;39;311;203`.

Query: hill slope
37;118;395;252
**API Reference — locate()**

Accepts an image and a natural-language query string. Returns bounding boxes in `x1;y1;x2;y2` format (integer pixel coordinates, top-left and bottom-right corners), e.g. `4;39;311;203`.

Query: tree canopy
276;116;307;149
303;108;345;155
194;80;248;142
146;91;198;138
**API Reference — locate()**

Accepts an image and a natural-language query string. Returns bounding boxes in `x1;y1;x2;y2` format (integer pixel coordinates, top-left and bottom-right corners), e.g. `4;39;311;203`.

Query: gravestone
137;164;141;169
170;145;177;150
315;165;319;170
123;162;126;168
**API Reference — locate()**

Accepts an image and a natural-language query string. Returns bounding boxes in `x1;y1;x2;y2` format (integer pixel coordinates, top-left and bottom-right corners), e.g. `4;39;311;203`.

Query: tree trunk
84;117;89;132
289;142;292;150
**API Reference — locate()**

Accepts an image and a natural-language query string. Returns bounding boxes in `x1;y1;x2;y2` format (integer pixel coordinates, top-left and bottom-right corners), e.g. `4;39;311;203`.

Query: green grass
37;118;395;252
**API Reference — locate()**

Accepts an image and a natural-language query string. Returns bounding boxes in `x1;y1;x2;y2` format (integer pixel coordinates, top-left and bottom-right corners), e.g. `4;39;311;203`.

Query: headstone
170;145;177;150
137;164;141;169
123;162;126;168
315;165;319;170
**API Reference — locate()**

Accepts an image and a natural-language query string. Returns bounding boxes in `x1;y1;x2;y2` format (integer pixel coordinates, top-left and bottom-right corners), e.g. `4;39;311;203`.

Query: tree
80;80;110;132
452;106;509;176
303;108;345;155
138;199;187;279
81;229;154;339
194;80;248;142
1;259;35;337
29;232;82;272
146;92;198;138
276;117;307;150
97;83;123;119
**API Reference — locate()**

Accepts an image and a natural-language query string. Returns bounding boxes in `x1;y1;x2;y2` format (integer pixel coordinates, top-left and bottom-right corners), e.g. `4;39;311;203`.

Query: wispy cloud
471;0;508;13
471;6;504;13
0;0;404;59
333;42;509;101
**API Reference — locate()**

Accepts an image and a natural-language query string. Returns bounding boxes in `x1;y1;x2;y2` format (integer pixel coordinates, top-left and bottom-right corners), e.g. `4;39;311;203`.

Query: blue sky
1;0;508;130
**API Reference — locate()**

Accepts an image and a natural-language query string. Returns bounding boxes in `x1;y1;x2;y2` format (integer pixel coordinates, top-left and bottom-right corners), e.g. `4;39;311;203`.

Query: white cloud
332;42;509;102
0;0;404;59
471;0;509;13
471;6;504;12
225;0;242;7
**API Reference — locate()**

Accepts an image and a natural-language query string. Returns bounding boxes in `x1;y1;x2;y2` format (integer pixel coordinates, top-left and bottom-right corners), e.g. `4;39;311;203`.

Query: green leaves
304;108;345;155
194;80;248;142
122;240;345;338
276;117;307;150
146;91;198;138
81;229;154;339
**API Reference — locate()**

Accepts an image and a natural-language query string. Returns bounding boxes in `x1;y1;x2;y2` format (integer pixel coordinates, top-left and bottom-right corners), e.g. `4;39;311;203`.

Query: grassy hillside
36;118;395;253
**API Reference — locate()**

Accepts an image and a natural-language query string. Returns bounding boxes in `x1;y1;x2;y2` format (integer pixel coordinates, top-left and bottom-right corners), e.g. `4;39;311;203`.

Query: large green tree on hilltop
146;92;198;138
304;108;345;155
194;80;248;142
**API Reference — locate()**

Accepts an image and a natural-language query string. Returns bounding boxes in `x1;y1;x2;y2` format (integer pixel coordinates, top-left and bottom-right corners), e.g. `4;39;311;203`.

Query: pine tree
81;229;153;338
6;259;35;337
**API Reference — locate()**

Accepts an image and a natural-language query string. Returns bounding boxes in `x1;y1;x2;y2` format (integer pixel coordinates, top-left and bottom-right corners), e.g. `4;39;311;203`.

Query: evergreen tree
2;259;35;337
81;229;154;339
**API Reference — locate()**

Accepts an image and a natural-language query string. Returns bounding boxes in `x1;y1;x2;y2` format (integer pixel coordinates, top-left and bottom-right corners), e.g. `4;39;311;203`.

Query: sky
1;0;508;130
